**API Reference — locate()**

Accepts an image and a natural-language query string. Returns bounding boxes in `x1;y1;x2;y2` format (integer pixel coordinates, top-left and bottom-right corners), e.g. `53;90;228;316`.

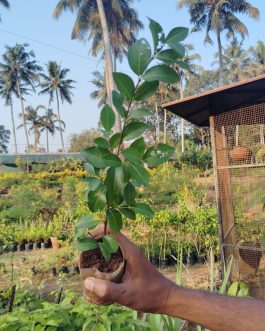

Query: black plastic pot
44;241;50;249
160;258;169;268
150;256;159;267
28;242;33;250
12;243;17;252
60;266;69;274
51;267;57;276
166;255;176;266
197;255;206;264
18;243;25;251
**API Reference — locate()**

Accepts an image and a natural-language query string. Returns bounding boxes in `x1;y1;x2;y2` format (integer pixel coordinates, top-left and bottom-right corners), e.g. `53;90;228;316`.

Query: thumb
83;277;121;304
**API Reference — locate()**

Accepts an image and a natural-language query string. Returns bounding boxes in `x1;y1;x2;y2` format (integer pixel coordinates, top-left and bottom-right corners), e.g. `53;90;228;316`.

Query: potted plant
75;20;188;303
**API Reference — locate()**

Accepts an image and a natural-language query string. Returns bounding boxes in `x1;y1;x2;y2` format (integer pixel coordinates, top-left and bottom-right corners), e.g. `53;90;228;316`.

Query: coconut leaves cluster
75;19;189;261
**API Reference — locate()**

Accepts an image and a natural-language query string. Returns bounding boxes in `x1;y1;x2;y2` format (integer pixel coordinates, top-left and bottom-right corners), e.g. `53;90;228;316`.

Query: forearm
160;285;265;331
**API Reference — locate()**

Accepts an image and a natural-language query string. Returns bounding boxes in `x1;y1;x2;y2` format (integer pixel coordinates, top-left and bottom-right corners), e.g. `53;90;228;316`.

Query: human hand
83;229;176;313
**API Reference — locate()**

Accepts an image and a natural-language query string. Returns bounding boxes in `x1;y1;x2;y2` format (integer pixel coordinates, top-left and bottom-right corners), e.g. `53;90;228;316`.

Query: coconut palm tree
18;105;44;152
0;44;42;153
0;71;18;153
40;108;65;153
39;61;75;152
0;0;10;21
90;70;107;107
177;0;259;83
248;40;265;75
53;0;142;130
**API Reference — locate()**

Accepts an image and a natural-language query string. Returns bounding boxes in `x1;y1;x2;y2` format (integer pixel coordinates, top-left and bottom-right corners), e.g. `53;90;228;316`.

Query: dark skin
84;229;265;331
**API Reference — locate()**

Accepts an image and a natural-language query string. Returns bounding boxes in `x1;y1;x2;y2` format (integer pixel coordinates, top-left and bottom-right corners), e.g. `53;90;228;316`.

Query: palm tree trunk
16;79;30;153
56;90;65;152
46;128;49;153
216;26;224;85
9;97;18;154
96;0;122;132
34;128;37;152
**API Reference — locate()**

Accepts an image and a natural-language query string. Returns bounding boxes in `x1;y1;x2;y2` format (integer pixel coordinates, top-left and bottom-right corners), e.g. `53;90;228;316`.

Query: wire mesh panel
211;103;265;299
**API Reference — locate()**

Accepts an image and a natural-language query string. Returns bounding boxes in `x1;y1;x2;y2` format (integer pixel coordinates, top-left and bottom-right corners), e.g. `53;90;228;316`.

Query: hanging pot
230;146;252;162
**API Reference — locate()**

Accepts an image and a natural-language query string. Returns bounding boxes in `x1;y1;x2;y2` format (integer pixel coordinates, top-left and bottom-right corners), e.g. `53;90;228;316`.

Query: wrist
153;277;180;314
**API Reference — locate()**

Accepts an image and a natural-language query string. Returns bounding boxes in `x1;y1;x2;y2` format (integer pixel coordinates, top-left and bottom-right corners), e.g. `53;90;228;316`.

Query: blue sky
1;0;264;152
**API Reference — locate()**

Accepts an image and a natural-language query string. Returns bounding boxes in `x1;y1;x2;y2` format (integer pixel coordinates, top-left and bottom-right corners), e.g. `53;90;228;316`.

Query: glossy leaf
132;202;154;217
110;132;122;149
148;17;163;51
131;137;146;155
122;146;142;164
156;49;178;65
94;137;110;150
112;90;126;118
124;182;136;206
99;242;111;261
134;81;159;101
100;104;115;131
168;42;185;58
128;38;151;75
128;108;153;119
165;27;189;44
175;60;190;71
107;208;122;232
103;235;119;253
123;122;149;141
87;183;107;212
105;167;124;207
82;177;101;191
82;147;122;168
120;207;136;220
84;163;95;175
143;65;179;83
127;163;150;186
75;214;99;229
143;144;175;166
76;237;99;251
113;72;135;100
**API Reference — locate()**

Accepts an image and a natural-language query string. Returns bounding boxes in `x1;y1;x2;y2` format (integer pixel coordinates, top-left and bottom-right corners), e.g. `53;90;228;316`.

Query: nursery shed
163;74;265;299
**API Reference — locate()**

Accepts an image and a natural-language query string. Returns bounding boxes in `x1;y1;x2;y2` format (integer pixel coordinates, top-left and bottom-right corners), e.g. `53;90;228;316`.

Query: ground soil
80;248;123;273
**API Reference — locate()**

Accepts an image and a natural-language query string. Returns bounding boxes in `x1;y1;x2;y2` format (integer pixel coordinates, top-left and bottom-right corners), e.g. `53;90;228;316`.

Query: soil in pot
79;246;125;304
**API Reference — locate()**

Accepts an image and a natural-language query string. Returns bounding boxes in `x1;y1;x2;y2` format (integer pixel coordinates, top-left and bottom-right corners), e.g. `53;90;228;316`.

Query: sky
1;0;265;153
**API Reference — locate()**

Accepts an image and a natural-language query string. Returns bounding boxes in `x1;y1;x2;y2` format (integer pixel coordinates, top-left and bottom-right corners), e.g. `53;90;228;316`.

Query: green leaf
84;163;95;175
165;27;189;44
227;282;239;296
132;203;154;217
124;182;136;206
148;17;163;51
128;108;153;119
143;144;175;166
112;90;126;118
100;104;116;131
144;65;179;83
119;207;136;220
94;137;110;150
75;215;99;229
82;147;122;168
156;49;179;65
122;146;142;164
99;242;111;261
168;43;185;58
113;72;135;100
134;81;159;101
103;235;119;253
176;60;190;71
87;183;107;212
123;122;149;141
127;163;150;186
75;227;85;240
83;177;101;192
105;167;124;207
76;237;99;251
109;132;122;149
107;208;122;232
128;38;151;75
131;137;146;155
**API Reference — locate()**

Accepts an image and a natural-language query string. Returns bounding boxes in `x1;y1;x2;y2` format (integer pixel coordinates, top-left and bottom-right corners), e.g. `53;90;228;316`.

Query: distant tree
40;107;65;153
39;61;75;152
69;129;100;152
0;125;10;153
248;40;265;75
0;44;42;152
90;70;107;107
0;0;10;21
177;0;259;83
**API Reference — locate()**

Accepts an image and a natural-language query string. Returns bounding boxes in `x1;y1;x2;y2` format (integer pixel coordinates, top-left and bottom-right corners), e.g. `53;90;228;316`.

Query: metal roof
162;74;265;127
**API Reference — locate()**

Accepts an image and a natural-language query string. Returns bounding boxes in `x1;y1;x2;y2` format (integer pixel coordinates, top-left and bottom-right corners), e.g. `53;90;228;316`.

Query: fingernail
84;278;95;291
